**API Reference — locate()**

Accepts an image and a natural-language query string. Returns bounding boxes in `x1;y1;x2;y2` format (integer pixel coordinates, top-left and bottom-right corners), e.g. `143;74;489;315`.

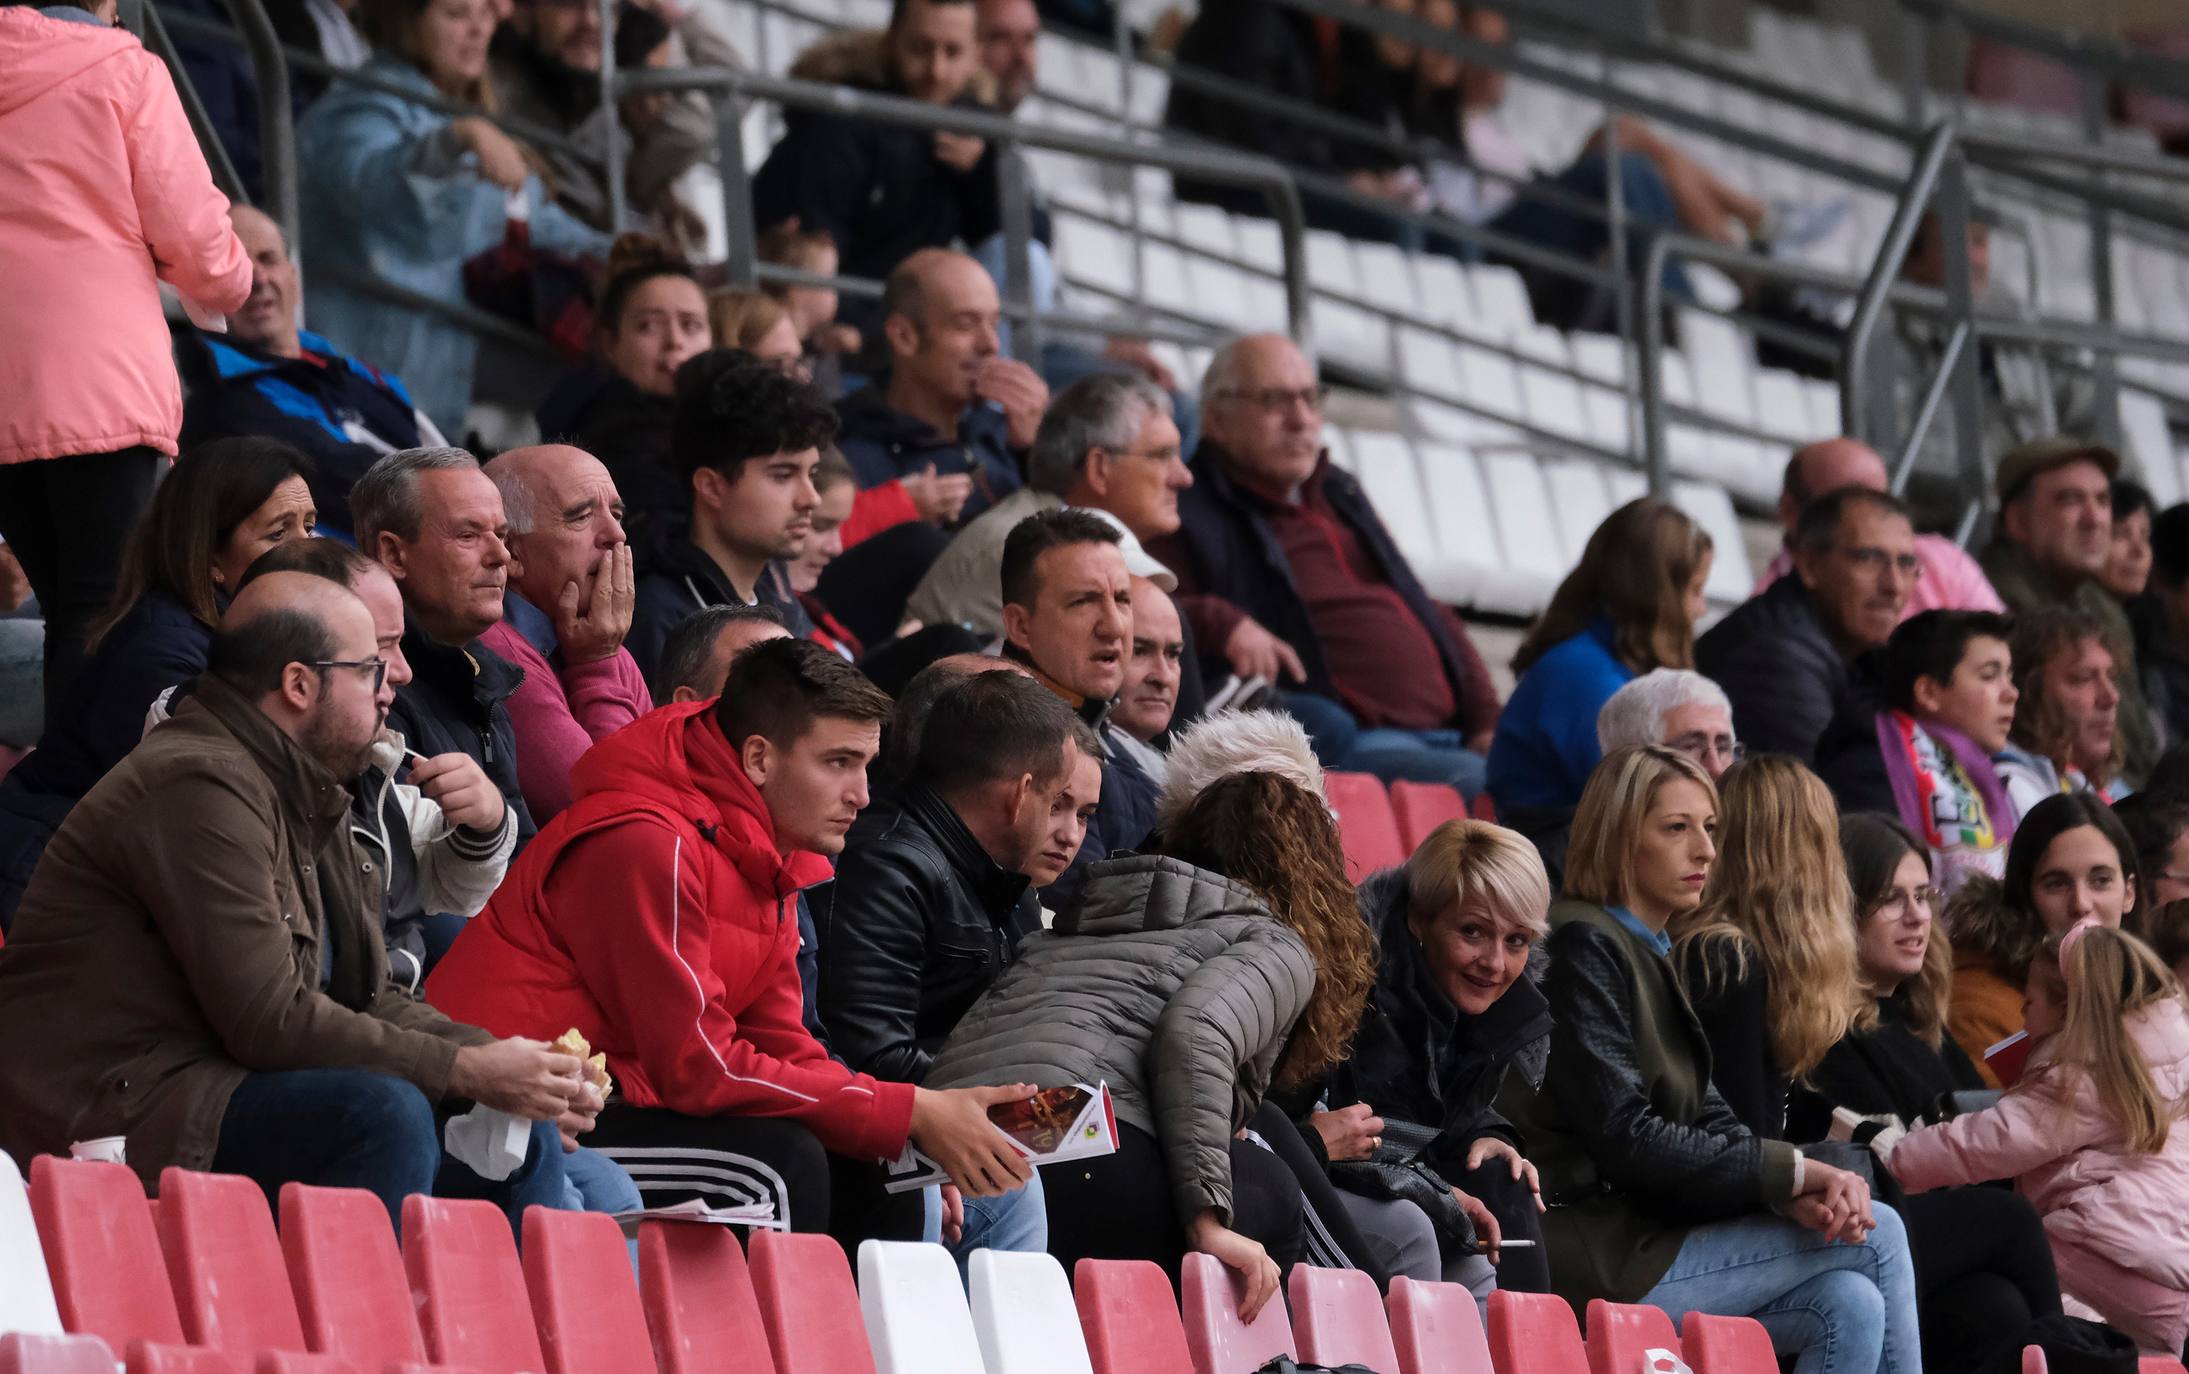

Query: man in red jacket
427;637;1033;1235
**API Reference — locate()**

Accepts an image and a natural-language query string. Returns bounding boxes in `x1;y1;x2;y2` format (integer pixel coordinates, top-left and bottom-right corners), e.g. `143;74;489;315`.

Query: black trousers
1902;1186;2062;1374
0;447;161;732
1451;1155;1552;1294
1042;1119;1305;1285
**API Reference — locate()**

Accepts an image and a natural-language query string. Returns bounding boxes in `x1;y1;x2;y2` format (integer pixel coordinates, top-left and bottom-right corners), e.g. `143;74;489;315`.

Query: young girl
1890;924;2189;1356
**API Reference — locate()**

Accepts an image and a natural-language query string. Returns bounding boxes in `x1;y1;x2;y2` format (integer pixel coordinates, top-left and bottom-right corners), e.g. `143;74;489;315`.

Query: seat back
520;1209;653;1374
250;1355;360;1374
855;1241;982;1374
1384;1277;1492;1374
2140;1360;2189;1374
277;1184;427;1368
746;1229;875;1374
1680;1312;1778;1374
1585;1301;1680;1374
1388;782;1467;852
2023;1349;2049;1374
399;1196;546;1374
1286;1267;1397;1372
26;1157;184;1351
0;1153;62;1338
1072;1259;1192;1374
1179;1252;1293;1374
967;1250;1093;1374
1325;772;1405;881
155;1169;306;1354
636;1221;772;1374
0;1334;114;1374
1486;1291;1586;1374
121;1345;244;1374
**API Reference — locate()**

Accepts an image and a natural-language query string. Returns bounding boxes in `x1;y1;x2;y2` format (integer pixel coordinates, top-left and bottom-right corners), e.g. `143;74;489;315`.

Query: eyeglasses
1217;385;1328;413
1871;886;1943;919
313;658;390;693
1666;732;1743;767
1840;546;1924;579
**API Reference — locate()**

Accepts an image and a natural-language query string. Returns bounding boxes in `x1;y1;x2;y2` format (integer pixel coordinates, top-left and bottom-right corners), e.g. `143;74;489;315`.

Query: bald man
1752;438;2005;619
0;573;586;1230
181;206;445;536
479;444;649;823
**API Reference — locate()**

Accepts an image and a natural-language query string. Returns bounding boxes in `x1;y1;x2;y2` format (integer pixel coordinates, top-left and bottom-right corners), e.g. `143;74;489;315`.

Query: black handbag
1253;1359;1385;1374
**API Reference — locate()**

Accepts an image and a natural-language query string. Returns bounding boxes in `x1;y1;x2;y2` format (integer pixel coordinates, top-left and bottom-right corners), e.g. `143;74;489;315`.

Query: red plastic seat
521;1208;654;1374
0;1333;115;1374
2141;1360;2189;1374
277;1185;428;1369
250;1356;358;1374
1487;1290;1587;1374
27;1156;185;1352
156;1169;307;1354
745;1228;876;1374
1469;793;1497;822
123;1345;244;1374
1390;781;1468;851
399;1197;545;1374
1288;1266;1397;1372
1385;1276;1492;1374
1325;771;1406;880
2023;1349;2049;1374
1072;1259;1192;1374
1180;1251;1293;1374
638;1221;774;1374
1681;1312;1778;1374
1586;1301;1680;1374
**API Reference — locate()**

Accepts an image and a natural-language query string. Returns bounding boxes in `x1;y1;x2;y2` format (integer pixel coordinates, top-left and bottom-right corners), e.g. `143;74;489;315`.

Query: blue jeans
1488;150;1697;302
1283;692;1488;800
920;1170;1049;1281
1639;1206;1921;1374
562;1145;643;1214
212;1068;570;1240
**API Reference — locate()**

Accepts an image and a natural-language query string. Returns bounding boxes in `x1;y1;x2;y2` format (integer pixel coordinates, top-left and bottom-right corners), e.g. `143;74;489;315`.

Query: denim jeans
1638;1206;1921;1374
920;1170;1049;1281
562;1145;643;1214
211;1068;570;1240
1283;692;1489;800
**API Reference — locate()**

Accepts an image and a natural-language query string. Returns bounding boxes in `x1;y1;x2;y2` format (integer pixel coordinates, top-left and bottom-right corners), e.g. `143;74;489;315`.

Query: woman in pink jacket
0;0;250;730
1890;923;2189;1356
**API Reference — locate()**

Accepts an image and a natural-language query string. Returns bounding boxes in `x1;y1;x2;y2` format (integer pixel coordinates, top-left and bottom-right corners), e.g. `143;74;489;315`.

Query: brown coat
0;674;489;1189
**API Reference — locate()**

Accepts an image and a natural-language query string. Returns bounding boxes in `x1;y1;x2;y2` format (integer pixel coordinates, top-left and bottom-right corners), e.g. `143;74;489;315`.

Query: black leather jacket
815;783;1040;1083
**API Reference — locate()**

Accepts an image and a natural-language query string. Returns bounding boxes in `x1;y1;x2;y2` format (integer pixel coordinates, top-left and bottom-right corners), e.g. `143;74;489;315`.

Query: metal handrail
1843;122;1960;440
217;0;296;252
139;1;247;206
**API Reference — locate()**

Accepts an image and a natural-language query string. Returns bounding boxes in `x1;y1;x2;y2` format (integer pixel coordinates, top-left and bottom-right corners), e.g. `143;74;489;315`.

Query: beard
302;701;384;781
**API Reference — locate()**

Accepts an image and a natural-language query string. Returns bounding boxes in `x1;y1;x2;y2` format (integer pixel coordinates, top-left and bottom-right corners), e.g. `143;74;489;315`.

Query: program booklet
883;1082;1119;1193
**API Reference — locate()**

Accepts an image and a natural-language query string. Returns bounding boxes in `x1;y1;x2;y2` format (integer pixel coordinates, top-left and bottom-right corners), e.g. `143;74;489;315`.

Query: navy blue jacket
629;540;817;699
385;622;536;845
833;385;1023;528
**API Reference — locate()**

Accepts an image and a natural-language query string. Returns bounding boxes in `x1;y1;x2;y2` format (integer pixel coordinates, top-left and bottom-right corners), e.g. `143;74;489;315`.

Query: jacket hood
0;9;141;119
787;27;996;105
2130;995;2189;1070
1054;853;1275;938
1942;872;2043;975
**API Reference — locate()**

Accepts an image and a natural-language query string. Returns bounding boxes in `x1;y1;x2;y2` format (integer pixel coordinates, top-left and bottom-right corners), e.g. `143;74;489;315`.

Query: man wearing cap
1981;436;2157;785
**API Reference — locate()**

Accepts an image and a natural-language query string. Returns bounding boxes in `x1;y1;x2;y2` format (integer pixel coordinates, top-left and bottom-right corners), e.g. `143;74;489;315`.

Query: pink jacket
0;9;250;465
479;616;651;825
1891;997;2189;1352
1754;534;2006;619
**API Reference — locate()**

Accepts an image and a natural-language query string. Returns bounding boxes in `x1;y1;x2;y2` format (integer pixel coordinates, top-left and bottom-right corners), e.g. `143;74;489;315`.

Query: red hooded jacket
426;702;915;1162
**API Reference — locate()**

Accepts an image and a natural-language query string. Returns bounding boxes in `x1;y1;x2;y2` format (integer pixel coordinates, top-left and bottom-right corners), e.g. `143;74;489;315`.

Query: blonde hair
1673;756;1874;1080
1565;746;1718;911
2031;926;2189;1155
709;289;794;352
1406;820;1551;940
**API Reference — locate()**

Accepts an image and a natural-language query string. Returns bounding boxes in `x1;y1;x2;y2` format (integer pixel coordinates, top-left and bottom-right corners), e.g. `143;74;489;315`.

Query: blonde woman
1503;746;1919;1374
1672;754;1873;1137
707;289;806;375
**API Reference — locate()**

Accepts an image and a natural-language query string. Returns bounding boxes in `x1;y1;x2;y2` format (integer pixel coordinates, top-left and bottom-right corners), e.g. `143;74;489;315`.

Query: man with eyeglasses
1146;334;1503;799
0;572;590;1233
1698;485;1919;763
1597;669;1741;781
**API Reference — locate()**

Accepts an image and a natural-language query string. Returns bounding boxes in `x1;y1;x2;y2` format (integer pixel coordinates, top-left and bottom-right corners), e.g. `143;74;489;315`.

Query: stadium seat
0;1153;63;1338
1286;1266;1397;1372
155;1169;307;1354
250;1356;357;1374
1073;1260;1193;1374
1179;1251;1293;1374
1540;456;1616;569
747;1229;876;1374
1487;1290;1587;1374
277;1184;428;1369
1585;1300;1681;1374
1324;772;1407;881
967;1250;1094;1374
1680;1312;1778;1374
2139;1359;2188;1374
521;1208;654;1374
26;1156;185;1352
637;1221;773;1374
1384;1276;1493;1374
855;1241;982;1374
0;1334;113;1374
399;1196;546;1374
1389;780;1466;850
122;1344;243;1374
1480;452;1569;613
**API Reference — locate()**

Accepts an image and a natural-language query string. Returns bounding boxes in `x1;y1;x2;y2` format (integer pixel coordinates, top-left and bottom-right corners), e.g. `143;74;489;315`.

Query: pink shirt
1755;533;2006;620
480;617;652;824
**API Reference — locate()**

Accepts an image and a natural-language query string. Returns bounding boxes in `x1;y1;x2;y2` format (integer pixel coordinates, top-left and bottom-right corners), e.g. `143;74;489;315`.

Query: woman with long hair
924;770;1376;1318
1487;499;1713;814
1504;747;1920;1374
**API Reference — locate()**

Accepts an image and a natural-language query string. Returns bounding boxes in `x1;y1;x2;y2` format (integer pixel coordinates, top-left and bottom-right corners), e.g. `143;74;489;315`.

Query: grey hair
1157;709;1328;833
351;447;481;546
1026;372;1172;496
1596;668;1734;753
1198;336;1251;416
487;462;541;536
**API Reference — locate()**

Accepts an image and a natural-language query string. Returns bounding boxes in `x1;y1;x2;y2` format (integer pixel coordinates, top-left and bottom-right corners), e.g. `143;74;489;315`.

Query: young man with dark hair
426;637;1039;1239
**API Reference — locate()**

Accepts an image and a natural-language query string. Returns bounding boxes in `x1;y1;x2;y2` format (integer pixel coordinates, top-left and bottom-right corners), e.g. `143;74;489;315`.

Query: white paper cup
68;1136;127;1165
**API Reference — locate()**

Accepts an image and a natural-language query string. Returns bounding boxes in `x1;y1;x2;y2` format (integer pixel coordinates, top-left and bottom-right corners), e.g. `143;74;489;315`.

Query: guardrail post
221;0;296;251
1843;121;1957;444
600;0;627;233
996;139;1043;368
1638;232;1671;498
2079;73;2123;452
717;94;757;287
1935;148;1987;530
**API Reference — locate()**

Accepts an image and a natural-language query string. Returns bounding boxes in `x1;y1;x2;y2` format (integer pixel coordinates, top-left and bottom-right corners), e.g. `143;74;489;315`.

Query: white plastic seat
1480;453;1569;614
1140;240;1191;309
1313;295;1393;374
967;1251;1094;1374
1454;342;1527;423
1055;215;1136;298
1353;242;1422;316
1173;203;1239;258
1751;369;1815;442
1677;309;1759;427
1512;329;1592;444
0;1152;63;1338
1671;480;1757;606
2122;390;2184;510
1413;256;1473;329
1541;457;1616;569
856;1241;983;1374
1465;265;1536;338
1414;442;1525;613
1350;432;1451;596
1305;231;1362;296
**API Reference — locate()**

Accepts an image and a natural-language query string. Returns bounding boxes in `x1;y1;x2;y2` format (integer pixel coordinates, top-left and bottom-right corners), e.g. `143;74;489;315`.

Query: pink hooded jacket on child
0;7;250;465
1891;996;2189;1355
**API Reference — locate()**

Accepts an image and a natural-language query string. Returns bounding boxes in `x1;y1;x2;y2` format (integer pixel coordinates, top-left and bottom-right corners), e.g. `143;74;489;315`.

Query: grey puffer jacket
924;853;1317;1229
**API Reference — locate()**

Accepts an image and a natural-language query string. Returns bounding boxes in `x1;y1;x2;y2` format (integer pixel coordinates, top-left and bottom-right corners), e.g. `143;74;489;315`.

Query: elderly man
354;447;536;842
1147;334;1501;797
0;573;585;1227
1697;486;1918;762
1597;669;1740;780
1980;437;2155;785
181;206;443;536
1115;576;1184;751
479;444;648;823
1752;439;2003;617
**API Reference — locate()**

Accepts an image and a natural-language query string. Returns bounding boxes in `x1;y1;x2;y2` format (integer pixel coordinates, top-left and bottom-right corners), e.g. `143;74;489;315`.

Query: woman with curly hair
925;769;1376;1319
